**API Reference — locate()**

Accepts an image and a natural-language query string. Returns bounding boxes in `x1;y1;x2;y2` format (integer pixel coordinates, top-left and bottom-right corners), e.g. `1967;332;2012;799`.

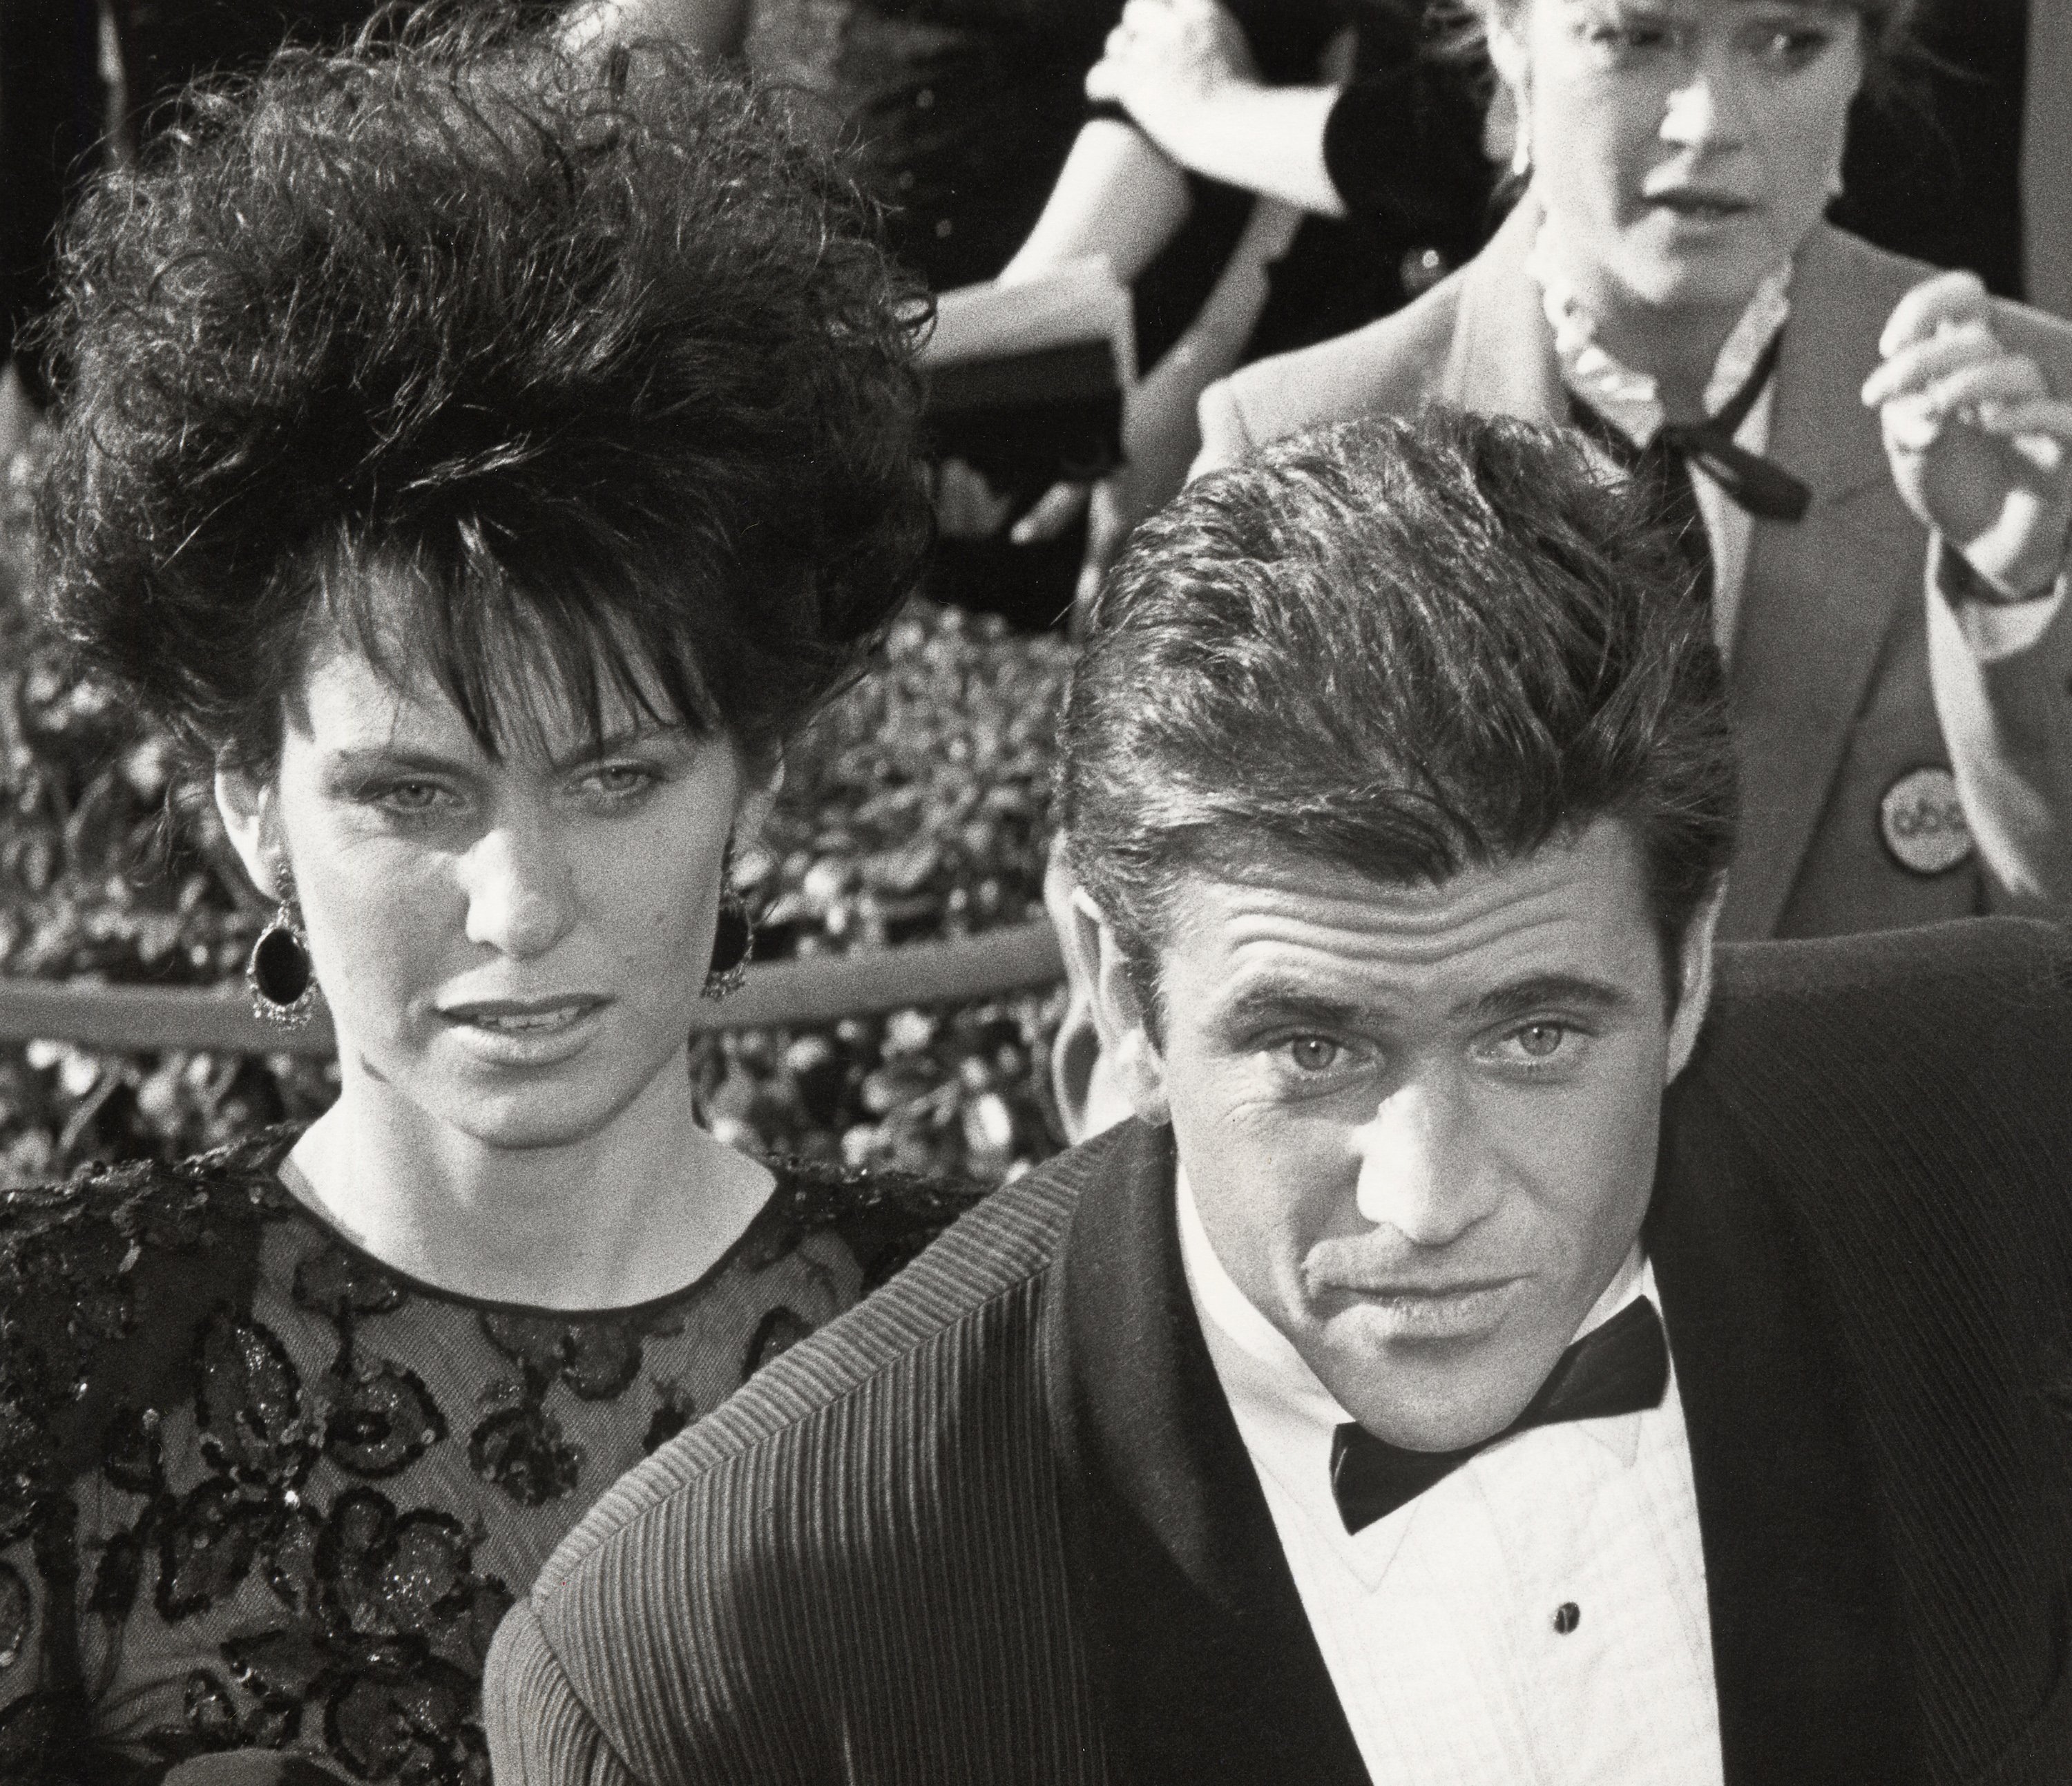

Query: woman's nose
461;819;579;960
1352;1079;1495;1248
1660;63;1749;152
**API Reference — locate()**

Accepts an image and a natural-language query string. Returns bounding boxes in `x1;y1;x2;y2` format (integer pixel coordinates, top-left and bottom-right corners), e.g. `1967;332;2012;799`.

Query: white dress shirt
1176;1170;1725;1785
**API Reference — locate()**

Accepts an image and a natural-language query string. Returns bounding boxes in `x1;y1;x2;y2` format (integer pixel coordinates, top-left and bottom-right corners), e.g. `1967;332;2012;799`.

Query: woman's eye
1283;1035;1343;1073
372;780;446;814
1754;28;1830;69
1585;19;1670;54
583;763;659;802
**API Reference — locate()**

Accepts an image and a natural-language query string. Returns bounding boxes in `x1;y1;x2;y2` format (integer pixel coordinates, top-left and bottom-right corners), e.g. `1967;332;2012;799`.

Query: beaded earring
702;881;754;1001
247;867;317;1026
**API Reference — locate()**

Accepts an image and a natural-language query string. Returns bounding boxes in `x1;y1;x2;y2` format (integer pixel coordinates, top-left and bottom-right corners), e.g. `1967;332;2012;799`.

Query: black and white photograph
0;1;2067;1780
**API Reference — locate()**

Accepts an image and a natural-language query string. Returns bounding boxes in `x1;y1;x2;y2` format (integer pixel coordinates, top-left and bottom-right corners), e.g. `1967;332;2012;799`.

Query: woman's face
1502;0;1865;321
220;618;777;1153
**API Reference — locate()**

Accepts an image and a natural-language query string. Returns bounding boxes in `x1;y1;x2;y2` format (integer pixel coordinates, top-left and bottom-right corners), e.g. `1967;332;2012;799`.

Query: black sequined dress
0;1127;977;1785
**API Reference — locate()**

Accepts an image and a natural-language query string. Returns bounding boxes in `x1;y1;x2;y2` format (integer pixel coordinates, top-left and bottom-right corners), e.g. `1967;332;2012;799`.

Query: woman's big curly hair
35;5;930;769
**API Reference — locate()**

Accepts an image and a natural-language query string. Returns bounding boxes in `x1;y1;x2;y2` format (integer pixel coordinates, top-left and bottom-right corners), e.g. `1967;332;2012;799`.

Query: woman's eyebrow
546;721;695;771
323;743;474;779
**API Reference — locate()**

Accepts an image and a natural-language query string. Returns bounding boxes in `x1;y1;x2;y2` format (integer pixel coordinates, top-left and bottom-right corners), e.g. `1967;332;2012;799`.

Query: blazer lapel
1718;225;1923;939
1647;1073;1923;1786
1045;1120;1370;1786
1443;195;1565;423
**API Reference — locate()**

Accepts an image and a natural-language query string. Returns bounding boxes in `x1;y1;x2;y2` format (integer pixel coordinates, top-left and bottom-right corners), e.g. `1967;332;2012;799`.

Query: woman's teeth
465;1004;588;1033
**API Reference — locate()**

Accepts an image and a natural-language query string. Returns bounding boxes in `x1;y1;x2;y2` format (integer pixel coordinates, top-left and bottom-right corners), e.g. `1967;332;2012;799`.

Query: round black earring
702;887;754;1001
247;870;317;1026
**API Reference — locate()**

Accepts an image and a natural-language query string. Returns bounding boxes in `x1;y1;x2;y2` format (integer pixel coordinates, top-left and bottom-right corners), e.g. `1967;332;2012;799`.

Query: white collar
1176;1163;1657;1586
1526;215;1792;445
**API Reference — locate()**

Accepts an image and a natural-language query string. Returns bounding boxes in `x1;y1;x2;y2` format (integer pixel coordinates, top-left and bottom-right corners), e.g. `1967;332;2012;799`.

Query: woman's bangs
312;533;719;762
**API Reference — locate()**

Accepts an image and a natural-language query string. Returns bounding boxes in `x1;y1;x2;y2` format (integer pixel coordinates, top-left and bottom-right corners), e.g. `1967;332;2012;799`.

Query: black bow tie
1329;1296;1670;1535
1573;329;1810;524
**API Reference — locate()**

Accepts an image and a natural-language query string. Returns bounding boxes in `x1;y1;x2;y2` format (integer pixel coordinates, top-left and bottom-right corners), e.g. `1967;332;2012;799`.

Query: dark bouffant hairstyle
1059;410;1740;1019
35;4;929;772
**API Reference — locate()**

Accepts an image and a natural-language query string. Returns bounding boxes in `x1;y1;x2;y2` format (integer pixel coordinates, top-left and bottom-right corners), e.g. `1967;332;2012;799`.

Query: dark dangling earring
247;868;317;1027
702;883;754;1001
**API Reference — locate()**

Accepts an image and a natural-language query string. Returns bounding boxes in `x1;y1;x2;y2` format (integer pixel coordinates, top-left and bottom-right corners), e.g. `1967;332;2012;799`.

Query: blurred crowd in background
0;0;2066;1189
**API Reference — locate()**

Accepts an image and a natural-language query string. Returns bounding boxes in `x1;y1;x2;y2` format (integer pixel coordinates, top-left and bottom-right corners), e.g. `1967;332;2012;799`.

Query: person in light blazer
1042;0;2072;1142
1193;0;2072;945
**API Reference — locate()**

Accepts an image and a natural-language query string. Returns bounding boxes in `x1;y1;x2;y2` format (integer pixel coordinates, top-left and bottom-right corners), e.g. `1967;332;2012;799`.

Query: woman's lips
1644;191;1757;226
437;996;609;1062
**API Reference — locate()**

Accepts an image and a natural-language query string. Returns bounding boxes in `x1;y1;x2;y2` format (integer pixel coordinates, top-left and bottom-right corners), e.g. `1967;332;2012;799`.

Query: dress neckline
250;1124;794;1321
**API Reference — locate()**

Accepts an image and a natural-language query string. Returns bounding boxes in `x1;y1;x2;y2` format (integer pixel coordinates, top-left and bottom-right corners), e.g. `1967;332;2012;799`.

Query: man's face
1100;819;1714;1452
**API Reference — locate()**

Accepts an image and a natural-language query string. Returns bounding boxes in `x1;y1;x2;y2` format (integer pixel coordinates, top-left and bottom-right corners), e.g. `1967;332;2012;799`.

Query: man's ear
213;762;282;903
1072;888;1172;1128
731;747;785;852
1665;881;1726;1083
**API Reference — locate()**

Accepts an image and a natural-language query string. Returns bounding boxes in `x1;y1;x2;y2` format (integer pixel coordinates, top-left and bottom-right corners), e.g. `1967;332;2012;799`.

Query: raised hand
1083;0;1258;164
1862;270;2072;599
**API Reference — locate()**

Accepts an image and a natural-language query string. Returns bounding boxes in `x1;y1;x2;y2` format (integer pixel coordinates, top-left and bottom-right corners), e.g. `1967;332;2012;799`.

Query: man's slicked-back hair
1058;410;1740;1006
35;2;929;774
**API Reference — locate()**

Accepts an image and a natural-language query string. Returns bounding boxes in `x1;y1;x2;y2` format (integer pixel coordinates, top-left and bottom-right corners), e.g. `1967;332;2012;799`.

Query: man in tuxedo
487;412;2072;1785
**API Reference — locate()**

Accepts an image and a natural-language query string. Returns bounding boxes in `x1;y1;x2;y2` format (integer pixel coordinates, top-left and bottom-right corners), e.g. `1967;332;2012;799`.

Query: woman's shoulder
0;1124;299;1287
762;1156;990;1295
0;1129;300;1462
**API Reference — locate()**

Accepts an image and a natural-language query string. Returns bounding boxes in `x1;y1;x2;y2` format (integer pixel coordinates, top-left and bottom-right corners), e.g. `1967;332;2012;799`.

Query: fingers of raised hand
1874;350;2066;461
1012;480;1092;545
1861;318;1999;407
1879;268;1992;359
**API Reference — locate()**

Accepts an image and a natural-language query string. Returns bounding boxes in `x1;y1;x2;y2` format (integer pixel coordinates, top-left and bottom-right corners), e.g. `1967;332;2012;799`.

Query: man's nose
1352;1079;1497;1248
460;817;579;960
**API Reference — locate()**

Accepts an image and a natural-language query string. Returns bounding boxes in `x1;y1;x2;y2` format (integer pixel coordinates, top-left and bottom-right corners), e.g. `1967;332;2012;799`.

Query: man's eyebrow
1218;981;1377;1035
1452;974;1638;1026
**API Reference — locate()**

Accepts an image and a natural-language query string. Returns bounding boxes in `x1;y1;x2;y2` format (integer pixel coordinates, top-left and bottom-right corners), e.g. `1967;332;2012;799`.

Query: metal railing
0;921;1066;1057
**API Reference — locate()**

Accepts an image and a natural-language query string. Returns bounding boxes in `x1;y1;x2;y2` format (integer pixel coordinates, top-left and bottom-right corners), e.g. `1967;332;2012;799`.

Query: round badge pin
1878;766;1972;876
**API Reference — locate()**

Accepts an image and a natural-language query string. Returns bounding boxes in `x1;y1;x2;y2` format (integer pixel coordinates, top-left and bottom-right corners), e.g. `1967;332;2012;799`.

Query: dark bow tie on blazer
1330;1296;1671;1535
1573;329;1812;524
1566;331;1810;615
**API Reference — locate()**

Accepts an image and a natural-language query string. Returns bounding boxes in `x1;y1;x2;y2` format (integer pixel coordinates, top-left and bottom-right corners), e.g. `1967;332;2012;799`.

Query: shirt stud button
1553;1602;1581;1635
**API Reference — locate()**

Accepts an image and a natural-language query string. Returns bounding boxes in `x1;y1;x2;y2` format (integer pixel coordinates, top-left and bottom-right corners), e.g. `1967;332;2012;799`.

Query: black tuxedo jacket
488;920;2072;1785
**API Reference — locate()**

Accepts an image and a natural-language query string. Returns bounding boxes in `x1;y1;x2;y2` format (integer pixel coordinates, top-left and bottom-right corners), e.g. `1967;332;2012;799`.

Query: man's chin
1319;1331;1555;1455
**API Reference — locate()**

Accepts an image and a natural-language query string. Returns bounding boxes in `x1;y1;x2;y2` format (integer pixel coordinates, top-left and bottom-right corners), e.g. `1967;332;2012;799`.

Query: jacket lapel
1647;1072;1922;1786
1045;1120;1370;1786
1717;226;1924;939
1443;195;1564;422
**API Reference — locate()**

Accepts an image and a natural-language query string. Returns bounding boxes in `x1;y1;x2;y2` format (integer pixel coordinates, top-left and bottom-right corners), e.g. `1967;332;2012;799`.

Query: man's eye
1284;1035;1343;1073
1508;1021;1570;1061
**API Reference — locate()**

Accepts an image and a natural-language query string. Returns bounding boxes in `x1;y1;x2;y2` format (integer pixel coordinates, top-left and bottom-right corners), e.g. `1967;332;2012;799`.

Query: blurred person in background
573;0;1493;627
1051;0;2072;1138
1196;0;2072;938
0;12;970;1781
984;0;1496;617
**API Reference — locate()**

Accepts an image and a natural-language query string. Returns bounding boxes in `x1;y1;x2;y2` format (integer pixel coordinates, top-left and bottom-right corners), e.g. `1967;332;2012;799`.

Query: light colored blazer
1197;198;2072;941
